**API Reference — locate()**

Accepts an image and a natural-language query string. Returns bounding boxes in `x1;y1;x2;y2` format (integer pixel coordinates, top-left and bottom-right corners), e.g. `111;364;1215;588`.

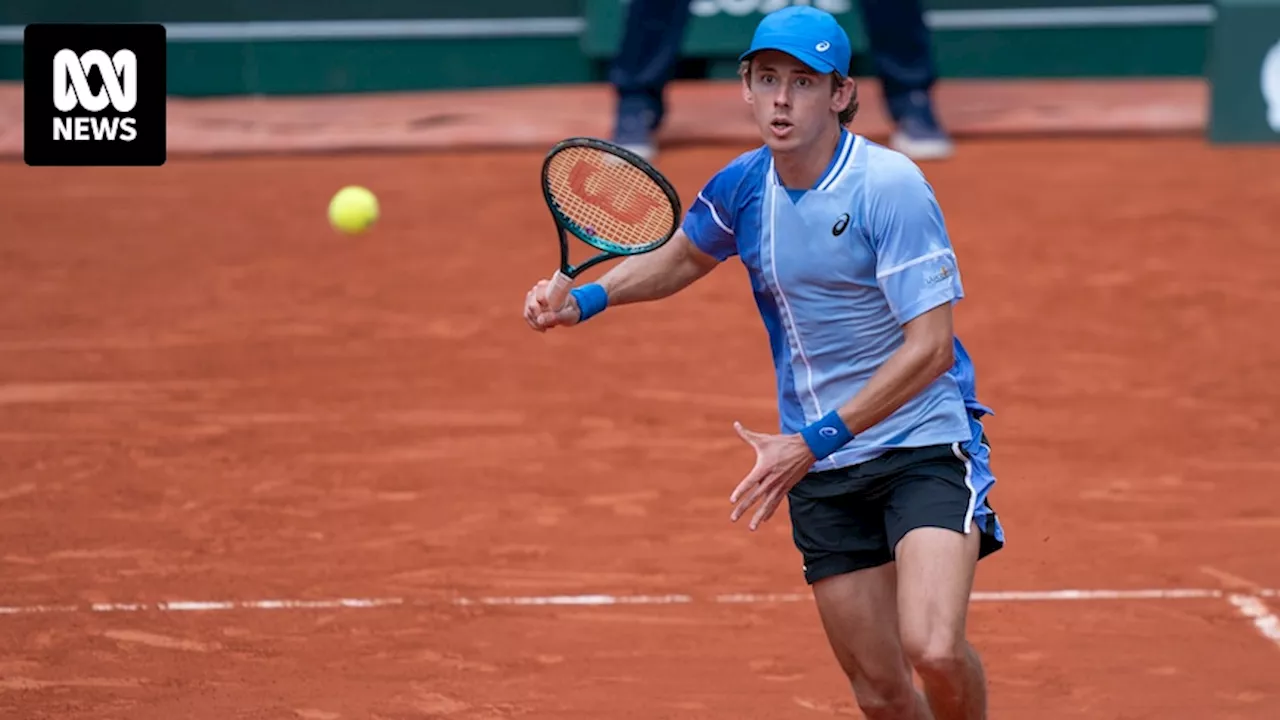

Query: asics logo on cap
816;41;830;51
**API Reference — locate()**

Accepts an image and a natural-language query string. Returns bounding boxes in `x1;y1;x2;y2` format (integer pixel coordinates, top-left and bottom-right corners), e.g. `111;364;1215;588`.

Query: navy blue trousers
610;0;937;130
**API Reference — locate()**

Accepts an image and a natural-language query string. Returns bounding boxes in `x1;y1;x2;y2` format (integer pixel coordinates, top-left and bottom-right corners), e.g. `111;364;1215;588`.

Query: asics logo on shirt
832;213;850;236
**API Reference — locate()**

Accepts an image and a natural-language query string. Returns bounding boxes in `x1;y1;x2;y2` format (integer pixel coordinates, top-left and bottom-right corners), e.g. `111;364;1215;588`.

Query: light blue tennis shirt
683;129;994;472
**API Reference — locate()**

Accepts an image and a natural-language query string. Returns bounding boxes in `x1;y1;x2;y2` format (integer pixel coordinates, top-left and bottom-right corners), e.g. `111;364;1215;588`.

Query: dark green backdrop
0;1;1215;95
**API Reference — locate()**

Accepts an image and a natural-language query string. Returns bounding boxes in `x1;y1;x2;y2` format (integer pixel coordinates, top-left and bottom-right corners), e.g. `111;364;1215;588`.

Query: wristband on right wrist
569;283;609;322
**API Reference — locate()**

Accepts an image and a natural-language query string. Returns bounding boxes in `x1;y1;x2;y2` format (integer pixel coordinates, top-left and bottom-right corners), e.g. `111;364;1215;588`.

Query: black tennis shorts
787;442;1004;585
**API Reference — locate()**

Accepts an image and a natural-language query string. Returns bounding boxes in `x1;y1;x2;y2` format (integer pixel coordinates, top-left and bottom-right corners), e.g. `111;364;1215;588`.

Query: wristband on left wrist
799;410;855;461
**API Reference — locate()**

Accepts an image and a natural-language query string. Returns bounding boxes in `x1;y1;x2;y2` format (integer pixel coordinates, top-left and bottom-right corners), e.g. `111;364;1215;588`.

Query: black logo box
24;23;167;167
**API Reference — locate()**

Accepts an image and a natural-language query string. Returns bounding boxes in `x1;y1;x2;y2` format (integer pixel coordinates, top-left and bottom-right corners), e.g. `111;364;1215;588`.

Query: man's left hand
729;421;815;531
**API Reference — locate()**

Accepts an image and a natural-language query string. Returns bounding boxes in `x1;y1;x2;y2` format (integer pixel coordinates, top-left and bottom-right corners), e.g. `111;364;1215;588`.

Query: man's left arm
830;303;953;436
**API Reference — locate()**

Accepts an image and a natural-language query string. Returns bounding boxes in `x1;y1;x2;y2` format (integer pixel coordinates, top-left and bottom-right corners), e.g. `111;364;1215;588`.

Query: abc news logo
24;23;166;167
53;49;140;143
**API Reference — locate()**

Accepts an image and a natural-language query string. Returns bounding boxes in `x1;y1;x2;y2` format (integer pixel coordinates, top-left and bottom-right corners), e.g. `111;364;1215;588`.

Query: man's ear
832;75;855;113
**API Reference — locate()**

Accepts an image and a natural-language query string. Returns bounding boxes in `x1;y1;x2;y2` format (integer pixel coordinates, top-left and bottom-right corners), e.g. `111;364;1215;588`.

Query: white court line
1;588;1273;617
0;598;406;615
1227;595;1280;649
0;604;78;615
717;593;810;603
456;594;692;607
973;589;1225;601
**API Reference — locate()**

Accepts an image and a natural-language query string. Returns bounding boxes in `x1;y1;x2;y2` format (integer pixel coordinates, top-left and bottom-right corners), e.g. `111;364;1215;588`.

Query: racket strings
545;147;675;249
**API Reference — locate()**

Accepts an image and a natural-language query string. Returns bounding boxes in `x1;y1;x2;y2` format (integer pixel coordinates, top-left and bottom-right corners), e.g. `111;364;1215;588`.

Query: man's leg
882;443;1003;720
812;565;934;720
895;527;987;720
789;483;931;720
607;0;692;159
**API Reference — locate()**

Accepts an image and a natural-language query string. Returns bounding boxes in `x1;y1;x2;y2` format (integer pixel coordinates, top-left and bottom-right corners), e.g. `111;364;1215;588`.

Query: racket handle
543;270;574;313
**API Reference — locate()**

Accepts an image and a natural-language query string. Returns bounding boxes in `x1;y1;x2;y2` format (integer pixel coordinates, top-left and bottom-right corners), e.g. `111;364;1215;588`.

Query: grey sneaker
612;102;659;161
890;98;954;161
616;140;656;161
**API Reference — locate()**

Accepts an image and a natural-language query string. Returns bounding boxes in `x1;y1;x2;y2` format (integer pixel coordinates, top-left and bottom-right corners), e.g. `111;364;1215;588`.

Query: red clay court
1;79;1278;718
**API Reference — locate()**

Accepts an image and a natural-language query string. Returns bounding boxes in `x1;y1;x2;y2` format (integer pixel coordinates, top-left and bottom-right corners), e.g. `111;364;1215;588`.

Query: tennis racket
538;137;682;312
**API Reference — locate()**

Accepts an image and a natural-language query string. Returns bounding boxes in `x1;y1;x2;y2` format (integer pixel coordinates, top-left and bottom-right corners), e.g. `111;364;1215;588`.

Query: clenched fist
522;278;581;332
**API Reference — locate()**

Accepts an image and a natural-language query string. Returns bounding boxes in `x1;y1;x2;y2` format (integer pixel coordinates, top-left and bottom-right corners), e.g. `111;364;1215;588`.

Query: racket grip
542;270;573;313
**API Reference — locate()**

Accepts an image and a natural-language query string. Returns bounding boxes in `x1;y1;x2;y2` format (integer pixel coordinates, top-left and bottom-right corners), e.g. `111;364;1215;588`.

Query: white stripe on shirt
875;248;955;280
815;133;854;192
765;163;823;423
696;193;735;235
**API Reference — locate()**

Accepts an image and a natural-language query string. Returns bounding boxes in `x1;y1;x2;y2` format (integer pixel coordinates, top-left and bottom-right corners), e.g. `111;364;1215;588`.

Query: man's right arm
594;159;744;308
525;229;719;331
527;157;745;330
596;228;720;306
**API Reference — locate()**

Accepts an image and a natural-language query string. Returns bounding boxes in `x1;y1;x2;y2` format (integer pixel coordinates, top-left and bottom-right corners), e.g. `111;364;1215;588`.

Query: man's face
742;50;849;154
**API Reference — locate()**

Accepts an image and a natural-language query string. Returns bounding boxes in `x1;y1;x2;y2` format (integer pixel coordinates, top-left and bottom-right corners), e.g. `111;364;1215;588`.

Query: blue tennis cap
739;5;852;77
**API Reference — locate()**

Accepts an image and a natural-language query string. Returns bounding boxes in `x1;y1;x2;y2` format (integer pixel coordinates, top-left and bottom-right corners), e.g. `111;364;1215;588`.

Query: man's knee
851;673;919;720
901;628;969;680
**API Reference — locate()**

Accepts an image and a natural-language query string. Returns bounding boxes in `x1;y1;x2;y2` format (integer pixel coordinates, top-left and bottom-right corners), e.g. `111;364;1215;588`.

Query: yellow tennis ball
328;185;380;234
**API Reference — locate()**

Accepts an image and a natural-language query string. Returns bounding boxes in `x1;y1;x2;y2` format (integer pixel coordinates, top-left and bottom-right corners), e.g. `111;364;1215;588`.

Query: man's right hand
523;279;581;332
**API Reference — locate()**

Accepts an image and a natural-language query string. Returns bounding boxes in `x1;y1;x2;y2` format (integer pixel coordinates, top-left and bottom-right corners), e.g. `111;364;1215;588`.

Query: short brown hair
738;58;859;126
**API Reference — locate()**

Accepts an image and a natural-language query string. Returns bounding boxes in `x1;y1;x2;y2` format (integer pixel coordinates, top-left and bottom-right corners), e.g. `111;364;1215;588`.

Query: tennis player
522;7;1003;719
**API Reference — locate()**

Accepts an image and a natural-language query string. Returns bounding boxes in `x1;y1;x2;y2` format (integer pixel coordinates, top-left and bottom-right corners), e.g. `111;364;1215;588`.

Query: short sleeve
865;155;964;325
680;161;744;262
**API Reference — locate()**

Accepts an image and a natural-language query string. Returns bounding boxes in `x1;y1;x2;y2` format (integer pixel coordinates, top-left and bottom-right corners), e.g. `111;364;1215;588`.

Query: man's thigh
882;442;1004;565
787;485;918;702
882;443;1003;655
810;563;917;706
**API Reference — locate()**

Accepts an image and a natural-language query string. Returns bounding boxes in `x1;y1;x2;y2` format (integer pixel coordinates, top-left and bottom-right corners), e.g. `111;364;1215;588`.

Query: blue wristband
799;410;855;461
569;283;609;322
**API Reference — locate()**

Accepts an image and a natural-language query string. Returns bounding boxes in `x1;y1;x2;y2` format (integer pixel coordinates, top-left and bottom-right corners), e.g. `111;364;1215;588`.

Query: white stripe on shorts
951;442;977;534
